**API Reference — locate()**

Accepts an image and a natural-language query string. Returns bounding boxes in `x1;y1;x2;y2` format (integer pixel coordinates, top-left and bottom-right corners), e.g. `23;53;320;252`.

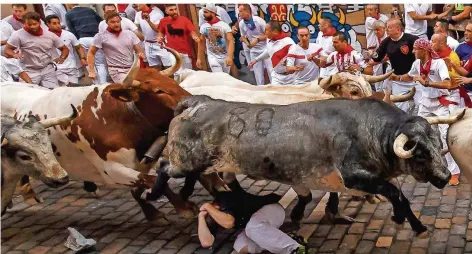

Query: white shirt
1;56;23;82
325;48;369;73
408;58;450;107
198;7;232;27
99;17;138;33
2;15;48;31
135;7;164;41
55;30;80;70
93;30;140;67
365;14;389;49
1;20;14;55
447;36;460;51
43;4;68;29
315;30;337;77
404;4;432;36
200;21;232;59
125;4;137;22
238;16;266;51
288;43;322;84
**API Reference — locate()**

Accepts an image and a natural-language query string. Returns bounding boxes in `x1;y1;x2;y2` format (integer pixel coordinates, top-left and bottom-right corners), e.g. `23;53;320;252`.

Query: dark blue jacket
65;6;102;39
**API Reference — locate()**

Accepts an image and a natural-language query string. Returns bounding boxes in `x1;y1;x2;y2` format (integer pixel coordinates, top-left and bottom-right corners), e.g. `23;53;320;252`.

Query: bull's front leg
291;185;312;227
1;174;23;216
344;176;427;236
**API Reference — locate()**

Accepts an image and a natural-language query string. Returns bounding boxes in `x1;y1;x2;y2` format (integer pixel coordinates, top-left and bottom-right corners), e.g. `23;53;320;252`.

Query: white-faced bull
1;105;77;215
150;95;459;236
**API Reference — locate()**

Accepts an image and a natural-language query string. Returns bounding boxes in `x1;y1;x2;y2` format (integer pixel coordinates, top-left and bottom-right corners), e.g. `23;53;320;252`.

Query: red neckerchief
107;27;122;37
338;44;354;55
49;28;62;37
374;12;380;20
141;7;152;18
436;46;452;59
207;16;221;25
24;25;43;36
270;32;288;42
322;27;336;37
13;13;23;22
467;41;472;46
419;59;432;79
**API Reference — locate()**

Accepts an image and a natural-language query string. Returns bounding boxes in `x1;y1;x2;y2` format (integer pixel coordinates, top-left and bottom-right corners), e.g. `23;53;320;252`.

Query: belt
108;65;132;69
145;40;157;43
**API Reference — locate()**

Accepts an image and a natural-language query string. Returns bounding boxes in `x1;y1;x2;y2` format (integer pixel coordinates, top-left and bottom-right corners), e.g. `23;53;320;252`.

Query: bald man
371;18;419;113
315;18;337;78
432;33;461;110
433;20;459;51
365;5;389;53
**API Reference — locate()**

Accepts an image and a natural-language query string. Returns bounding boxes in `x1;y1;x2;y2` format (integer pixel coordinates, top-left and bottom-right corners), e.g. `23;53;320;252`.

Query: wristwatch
360;67;365;73
424;80;430;87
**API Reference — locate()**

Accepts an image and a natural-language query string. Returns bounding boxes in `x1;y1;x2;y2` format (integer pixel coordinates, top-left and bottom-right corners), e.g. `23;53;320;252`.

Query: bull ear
109;88;140;102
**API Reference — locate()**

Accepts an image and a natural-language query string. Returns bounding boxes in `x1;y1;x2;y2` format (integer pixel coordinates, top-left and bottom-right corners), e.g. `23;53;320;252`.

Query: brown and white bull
445;108;472;183
1;108;76;215
0;47;201;223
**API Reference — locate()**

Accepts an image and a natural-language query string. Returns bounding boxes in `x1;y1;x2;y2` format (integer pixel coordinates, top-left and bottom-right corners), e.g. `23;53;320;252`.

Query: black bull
150;95;451;235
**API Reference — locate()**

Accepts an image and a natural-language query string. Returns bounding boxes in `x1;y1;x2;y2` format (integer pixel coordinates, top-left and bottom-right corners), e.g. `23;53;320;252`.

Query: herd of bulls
1;48;471;238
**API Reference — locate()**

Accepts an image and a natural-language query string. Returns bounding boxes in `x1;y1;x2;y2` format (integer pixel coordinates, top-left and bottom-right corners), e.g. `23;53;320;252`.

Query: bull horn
318;73;342;90
289;9;299;27
122;53;140;88
309;6;317;24
441;148;449;156
393;133;416;159
39;104;78;129
390;87;416;102
426;109;466;125
1;136;8;147
363;70;394;84
160;46;183;77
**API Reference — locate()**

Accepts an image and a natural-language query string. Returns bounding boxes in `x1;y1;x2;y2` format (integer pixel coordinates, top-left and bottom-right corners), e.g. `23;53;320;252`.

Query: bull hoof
391;215;406;225
33;195;44;204
338;214;357;223
324;210;336;224
416;228;430;239
176;201;198;219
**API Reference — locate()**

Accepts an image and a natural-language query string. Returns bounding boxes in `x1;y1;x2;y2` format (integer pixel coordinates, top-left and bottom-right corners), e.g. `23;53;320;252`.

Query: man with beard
238;4;272;85
46;15;87;86
4;12;68;89
391;38;460;185
135;4;172;71
371;18;419;113
98;4;144;41
198;4;234;73
88;12;144;83
157;4;202;77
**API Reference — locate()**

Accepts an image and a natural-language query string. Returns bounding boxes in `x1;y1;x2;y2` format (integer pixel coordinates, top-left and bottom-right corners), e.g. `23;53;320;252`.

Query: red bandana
107;27;122;37
141;7;152;19
436;47;452;59
49;28;62;37
270;32;288;41
374;12;380;20
13;13;23;22
419;59;432;79
322;27;336;37
207;16;221;25
338;44;354;55
24;25;43;36
467;41;472;46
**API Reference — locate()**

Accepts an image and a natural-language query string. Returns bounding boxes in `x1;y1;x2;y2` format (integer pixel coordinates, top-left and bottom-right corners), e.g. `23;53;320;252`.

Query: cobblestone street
2;174;472;254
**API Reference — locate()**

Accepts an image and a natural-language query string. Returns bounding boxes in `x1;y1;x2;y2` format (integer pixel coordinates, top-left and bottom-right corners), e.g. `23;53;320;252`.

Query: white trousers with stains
251;49;272;85
418;100;460;175
233;204;299;254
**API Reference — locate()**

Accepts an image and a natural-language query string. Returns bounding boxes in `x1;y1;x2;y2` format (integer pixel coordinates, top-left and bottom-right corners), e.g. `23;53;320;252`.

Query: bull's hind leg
291;185;312;228
83;181;99;196
324;192;356;223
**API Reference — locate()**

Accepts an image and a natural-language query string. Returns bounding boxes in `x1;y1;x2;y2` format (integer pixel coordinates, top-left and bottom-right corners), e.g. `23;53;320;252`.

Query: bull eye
16;151;32;161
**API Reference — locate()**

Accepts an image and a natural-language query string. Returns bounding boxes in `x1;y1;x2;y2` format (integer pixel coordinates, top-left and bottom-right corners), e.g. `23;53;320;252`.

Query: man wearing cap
390;38;460;186
88;12;144;83
198;4;232;27
197;4;234;73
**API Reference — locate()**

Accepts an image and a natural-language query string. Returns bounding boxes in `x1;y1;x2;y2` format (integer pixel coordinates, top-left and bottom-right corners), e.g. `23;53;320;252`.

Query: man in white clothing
296;27;322;84
88;12;144;83
46;15;87;86
392;38;460;186
368;20;390;91
1;56;31;83
315;17;337;78
249;21;297;85
197;4;234;73
99;4;144;41
3;4;48;31
42;4;68;29
404;4;437;39
135;4;172;70
1;20;15;55
198;5;232;27
238;4;272;85
365;4;389;53
433;20;460;51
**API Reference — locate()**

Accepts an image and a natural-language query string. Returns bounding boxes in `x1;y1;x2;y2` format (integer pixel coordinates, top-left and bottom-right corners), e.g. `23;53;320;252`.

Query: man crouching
197;182;311;254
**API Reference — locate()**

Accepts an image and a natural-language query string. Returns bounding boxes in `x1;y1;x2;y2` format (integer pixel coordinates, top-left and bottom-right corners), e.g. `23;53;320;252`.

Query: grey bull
152;95;453;235
1;105;77;215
